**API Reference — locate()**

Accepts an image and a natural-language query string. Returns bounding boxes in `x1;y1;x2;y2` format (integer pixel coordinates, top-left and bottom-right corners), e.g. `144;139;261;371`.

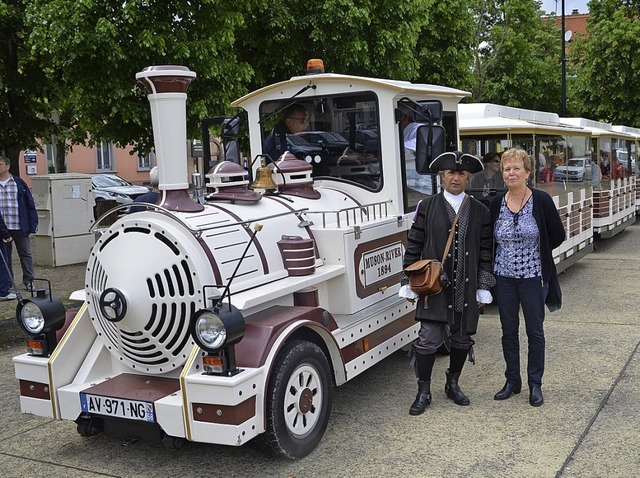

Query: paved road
0;224;638;477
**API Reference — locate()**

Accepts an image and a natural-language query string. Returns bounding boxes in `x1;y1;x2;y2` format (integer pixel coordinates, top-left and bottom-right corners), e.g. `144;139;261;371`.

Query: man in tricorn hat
401;151;496;415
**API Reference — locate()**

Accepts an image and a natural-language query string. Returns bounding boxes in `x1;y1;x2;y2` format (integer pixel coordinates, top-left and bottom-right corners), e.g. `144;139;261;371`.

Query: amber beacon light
306;59;325;74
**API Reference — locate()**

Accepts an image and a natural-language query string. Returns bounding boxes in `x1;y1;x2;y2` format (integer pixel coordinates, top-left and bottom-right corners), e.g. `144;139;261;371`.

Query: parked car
553;157;591;182
283;134;325;162
341;128;380;154
295;131;363;154
92;173;150;206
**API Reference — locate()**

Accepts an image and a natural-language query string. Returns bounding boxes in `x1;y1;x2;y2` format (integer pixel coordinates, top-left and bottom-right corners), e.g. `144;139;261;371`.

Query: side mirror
418;100;443;123
415;125;446;174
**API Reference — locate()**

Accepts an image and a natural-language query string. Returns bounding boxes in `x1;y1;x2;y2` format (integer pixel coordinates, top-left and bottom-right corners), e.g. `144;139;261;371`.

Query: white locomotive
13;61;468;458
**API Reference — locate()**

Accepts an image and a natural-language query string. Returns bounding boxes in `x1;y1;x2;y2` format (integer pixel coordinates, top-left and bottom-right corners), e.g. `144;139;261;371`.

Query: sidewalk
0;225;638;477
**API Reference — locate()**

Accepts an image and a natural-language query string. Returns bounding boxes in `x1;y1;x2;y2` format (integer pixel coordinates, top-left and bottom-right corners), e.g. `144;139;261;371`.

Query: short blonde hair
501;148;531;173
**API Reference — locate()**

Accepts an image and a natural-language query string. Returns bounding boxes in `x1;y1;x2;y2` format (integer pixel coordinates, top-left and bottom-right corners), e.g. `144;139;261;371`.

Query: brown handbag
404;196;467;297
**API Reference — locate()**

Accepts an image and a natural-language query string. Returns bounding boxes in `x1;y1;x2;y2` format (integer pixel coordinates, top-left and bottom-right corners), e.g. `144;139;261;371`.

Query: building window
96;141;113;171
138;151;154;170
45;144;55;172
45;143;67;173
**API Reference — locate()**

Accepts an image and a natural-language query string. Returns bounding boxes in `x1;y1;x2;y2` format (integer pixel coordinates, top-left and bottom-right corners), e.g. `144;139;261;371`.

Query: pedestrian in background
401;151;495;415
0;155;38;291
129;166;159;213
489;148;565;407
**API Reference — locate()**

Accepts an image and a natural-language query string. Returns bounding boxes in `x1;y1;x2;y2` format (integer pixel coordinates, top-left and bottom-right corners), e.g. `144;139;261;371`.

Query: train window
259;93;382;191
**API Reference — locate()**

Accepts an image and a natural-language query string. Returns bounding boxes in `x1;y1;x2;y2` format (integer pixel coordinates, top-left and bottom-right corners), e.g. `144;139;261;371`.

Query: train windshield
259;93;382;191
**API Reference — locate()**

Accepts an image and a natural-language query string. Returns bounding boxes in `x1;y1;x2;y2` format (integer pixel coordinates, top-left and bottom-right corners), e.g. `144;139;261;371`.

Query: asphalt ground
0;224;638;477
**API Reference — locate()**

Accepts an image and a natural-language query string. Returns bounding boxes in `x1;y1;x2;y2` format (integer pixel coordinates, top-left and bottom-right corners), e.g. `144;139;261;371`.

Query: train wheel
76;416;103;436
261;340;332;459
161;434;186;451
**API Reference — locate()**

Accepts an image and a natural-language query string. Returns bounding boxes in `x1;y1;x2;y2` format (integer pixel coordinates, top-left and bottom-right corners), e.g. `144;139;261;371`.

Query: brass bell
249;157;278;192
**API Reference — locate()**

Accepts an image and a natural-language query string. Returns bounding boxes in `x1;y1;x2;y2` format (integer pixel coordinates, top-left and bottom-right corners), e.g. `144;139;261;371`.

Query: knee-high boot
445;347;471;406
409;352;435;415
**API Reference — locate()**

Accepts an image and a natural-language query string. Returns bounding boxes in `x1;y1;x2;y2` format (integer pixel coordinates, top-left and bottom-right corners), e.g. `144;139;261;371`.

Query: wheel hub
298;388;313;413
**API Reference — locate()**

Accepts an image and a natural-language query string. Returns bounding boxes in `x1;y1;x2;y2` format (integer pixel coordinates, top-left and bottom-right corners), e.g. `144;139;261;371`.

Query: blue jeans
495;275;548;387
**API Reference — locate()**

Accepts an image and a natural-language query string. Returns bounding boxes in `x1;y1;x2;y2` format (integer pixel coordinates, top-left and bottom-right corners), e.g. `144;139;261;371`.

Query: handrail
91;203;310;237
305;199;392;228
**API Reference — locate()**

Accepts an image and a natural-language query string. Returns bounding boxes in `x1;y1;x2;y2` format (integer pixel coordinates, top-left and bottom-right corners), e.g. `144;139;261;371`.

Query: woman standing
489;148;565;407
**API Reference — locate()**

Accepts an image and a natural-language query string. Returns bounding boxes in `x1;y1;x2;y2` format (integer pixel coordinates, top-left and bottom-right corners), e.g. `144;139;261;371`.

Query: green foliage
570;0;640;125
415;0;475;90
472;0;562;113
25;0;254;154
236;0;431;88
0;0;59;171
6;0;637;166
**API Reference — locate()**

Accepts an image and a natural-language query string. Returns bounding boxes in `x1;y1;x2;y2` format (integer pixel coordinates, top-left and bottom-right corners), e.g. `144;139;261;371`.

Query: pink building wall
18;143;154;189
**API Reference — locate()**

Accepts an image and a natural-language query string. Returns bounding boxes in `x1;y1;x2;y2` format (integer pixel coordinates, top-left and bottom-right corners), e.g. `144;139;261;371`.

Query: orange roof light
306;59;325;75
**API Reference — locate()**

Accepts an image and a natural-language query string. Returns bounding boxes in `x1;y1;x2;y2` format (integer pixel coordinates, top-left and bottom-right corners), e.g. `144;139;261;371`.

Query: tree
0;0;60;175
570;0;640;125
236;0;432;89
415;0;476;91
25;0;255;155
471;0;562;113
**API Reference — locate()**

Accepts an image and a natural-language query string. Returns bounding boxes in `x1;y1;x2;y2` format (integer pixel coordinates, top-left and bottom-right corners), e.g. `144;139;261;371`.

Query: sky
540;0;590;15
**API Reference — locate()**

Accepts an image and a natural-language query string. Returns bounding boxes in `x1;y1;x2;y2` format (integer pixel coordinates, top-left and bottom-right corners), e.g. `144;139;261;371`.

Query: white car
92;174;150;206
553;157;592;182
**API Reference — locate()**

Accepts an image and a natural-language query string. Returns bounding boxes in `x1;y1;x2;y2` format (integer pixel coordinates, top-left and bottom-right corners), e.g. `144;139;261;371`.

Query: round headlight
20;302;45;335
195;311;227;349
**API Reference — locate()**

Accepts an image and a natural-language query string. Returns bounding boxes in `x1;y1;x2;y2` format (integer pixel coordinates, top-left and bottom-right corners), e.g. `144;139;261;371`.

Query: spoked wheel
260;340;332;459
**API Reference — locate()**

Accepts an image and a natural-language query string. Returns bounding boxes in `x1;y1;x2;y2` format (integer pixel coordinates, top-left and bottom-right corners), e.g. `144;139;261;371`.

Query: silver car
92;174;150;206
553;157;592;182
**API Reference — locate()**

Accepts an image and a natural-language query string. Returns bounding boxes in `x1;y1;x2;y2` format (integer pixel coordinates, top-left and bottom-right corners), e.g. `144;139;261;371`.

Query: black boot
445;347;471;406
529;385;543;407
494;381;522;400
445;370;470;406
409;380;432;415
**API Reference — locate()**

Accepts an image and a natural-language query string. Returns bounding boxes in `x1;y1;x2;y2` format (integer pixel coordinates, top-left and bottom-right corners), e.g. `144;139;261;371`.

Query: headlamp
190;304;245;352
16;289;66;356
190;303;245;376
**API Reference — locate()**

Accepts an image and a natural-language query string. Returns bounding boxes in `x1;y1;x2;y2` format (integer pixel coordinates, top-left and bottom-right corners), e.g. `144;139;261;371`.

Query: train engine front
13;65;347;458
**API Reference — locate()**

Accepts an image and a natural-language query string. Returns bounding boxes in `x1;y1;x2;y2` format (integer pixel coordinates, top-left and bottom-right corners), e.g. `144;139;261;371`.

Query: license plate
80;393;156;423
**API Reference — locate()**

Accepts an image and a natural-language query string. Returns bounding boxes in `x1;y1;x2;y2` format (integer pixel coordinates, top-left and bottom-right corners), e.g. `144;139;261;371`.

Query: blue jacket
11;175;38;235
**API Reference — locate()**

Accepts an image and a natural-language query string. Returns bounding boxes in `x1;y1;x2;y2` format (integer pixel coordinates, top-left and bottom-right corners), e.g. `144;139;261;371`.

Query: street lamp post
561;0;567;116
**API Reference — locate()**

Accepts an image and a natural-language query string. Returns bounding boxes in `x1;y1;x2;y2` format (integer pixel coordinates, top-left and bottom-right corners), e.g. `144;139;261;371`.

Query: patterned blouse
494;196;541;279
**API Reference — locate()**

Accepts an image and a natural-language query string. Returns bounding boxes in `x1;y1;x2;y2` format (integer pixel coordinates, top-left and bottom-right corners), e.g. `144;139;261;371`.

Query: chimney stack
136;66;203;212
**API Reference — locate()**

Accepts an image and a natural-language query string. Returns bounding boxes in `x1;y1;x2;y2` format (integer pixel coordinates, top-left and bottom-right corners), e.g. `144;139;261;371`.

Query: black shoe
445;370;470;406
529;385;543;407
494;381;522;400
409;380;432;415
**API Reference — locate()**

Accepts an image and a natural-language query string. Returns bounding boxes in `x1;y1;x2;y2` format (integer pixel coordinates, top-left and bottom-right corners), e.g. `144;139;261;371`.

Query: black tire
76;416;103;436
260;340;332;459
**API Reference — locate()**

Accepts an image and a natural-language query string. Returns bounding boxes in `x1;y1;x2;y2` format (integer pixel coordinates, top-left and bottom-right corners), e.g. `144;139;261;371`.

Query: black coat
402;193;495;334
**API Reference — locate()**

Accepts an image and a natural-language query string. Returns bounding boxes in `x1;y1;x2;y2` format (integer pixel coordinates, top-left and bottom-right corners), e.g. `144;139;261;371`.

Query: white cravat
443;190;466;213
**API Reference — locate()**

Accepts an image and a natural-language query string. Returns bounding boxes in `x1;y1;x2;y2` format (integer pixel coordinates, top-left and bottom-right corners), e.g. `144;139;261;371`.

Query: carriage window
259;93;382;191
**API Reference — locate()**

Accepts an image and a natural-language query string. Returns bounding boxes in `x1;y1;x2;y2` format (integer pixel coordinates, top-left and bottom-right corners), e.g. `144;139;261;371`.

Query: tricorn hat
429;151;484;174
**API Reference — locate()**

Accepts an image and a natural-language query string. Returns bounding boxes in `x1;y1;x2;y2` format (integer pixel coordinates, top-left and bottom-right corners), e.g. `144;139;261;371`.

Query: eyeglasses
287;116;307;124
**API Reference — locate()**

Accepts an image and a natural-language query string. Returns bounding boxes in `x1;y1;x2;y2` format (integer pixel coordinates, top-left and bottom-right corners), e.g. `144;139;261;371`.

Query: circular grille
86;216;212;374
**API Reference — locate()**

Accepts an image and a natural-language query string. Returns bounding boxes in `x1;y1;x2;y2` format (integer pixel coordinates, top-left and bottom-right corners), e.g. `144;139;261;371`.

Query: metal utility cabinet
30;173;96;266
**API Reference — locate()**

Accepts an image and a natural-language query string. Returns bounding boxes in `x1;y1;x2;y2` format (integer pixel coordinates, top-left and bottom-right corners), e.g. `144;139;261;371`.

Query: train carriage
459;103;595;272
563;118;637;238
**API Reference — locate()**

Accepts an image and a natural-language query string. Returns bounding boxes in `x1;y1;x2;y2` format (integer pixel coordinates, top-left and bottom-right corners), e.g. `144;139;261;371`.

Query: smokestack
136;66;203;212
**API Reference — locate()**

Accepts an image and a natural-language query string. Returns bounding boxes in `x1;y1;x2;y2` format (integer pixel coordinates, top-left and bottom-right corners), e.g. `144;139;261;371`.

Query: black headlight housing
190;303;245;376
16;289;66;357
